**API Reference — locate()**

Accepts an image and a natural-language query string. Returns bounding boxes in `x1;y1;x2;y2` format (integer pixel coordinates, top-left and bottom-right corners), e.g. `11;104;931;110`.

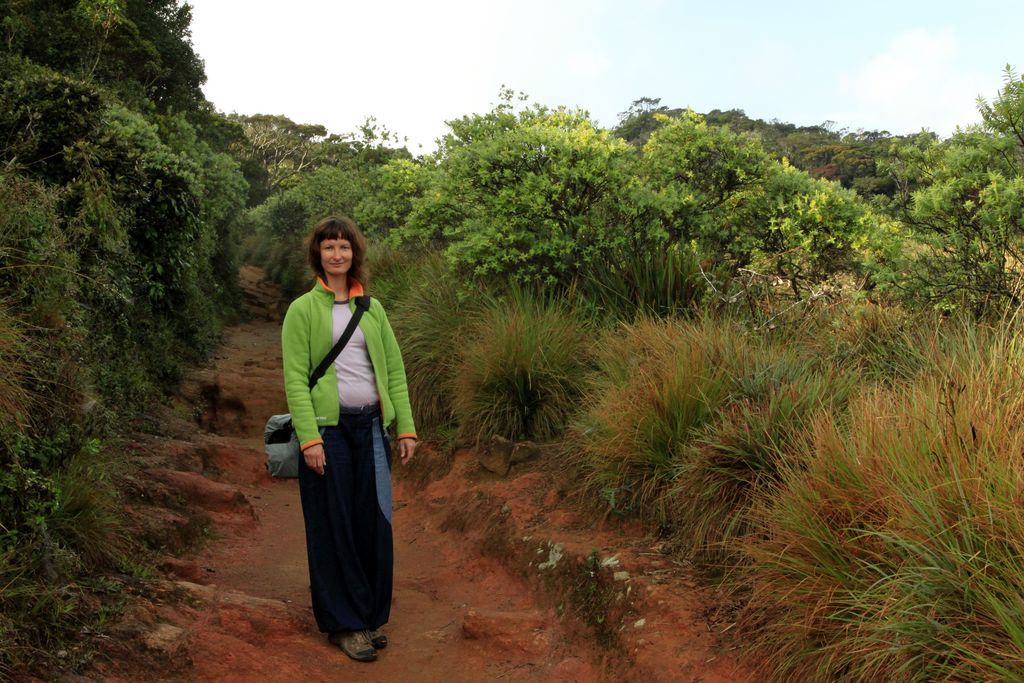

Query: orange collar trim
317;277;365;298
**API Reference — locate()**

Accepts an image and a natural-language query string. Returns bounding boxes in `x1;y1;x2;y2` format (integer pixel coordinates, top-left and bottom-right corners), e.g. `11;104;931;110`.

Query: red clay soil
81;266;754;683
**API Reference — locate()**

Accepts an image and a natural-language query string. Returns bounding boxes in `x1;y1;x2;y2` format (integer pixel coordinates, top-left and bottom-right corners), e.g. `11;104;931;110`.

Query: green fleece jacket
281;277;416;450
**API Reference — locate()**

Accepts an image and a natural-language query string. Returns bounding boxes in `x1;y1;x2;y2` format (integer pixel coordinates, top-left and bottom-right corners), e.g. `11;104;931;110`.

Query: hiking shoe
328;630;376;662
364;629;387;649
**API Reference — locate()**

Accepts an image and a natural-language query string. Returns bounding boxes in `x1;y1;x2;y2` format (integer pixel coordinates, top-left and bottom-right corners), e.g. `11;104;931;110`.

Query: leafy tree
124;0;206;111
355;157;433;239
231;114;328;194
977;65;1024;163
396;96;638;287
873;67;1024;314
640;111;882;294
230;113;411;206
639;110;772;251
890;129;1024;313
0;0;206;111
750;163;881;295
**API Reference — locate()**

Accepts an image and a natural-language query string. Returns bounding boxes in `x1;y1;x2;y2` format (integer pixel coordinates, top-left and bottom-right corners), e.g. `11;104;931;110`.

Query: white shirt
331;300;380;408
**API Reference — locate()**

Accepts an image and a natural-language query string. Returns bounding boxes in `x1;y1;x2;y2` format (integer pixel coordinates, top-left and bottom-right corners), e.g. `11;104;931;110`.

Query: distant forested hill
614;97;926;197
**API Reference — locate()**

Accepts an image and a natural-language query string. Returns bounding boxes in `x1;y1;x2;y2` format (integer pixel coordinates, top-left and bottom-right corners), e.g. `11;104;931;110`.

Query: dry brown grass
0;301;33;431
740;320;1024;681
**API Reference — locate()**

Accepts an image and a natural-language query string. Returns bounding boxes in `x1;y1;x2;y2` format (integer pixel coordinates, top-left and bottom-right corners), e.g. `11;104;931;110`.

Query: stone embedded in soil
128;436;205;471
478;435;516;476
461;608;551;656
127;504;206;554
143;469;251;514
546;509;580;528
545;656;598;683
542;488;560;507
510;441;540;465
201;444;267;486
477;436;543;477
175;581;308;640
104;602;159;645
142;623;188;657
159;557;206;583
395;441;454;489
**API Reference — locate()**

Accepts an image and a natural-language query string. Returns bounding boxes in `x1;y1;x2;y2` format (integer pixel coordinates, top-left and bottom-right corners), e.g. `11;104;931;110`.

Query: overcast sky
188;0;1024;153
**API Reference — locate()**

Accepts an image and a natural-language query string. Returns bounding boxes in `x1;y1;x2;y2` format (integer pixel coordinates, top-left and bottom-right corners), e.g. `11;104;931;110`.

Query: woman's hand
303;443;326;475
397;438;417;465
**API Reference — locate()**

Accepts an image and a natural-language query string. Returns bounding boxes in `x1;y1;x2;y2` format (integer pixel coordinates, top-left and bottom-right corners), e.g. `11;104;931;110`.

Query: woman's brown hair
307;215;369;286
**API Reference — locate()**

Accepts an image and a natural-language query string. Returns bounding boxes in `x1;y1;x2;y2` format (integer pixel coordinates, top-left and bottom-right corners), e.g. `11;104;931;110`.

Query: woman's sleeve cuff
397;432;417;441
300;438;324;450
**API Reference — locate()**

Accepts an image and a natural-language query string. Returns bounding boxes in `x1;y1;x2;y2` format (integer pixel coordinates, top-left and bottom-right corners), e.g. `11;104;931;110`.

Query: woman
281;215;417;662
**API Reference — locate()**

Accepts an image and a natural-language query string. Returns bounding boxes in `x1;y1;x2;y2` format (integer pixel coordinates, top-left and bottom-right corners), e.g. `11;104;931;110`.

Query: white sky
188;0;1024;153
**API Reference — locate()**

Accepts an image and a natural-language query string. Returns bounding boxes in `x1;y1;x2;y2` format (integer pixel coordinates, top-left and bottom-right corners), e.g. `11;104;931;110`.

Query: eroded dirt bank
76;267;752;682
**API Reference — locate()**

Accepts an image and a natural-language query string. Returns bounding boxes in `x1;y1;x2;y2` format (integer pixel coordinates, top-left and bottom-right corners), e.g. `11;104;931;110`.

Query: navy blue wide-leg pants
297;413;393;633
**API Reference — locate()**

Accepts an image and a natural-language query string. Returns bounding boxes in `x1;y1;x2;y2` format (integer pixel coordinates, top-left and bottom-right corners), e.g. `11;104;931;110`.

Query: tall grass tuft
389;253;483;435
572;316;748;518
573;313;857;544
670;350;856;564
574;244;708;321
0;437;130;674
452;289;594;443
0;302;33;434
812;302;932;383
740;320;1024;681
51;445;126;569
366;243;421;306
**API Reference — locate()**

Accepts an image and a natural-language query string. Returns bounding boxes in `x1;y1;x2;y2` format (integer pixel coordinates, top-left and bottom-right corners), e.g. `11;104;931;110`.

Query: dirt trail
91;266;753;682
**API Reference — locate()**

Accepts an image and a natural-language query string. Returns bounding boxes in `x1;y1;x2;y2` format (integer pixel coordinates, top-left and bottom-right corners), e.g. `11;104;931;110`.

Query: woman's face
319;238;353;279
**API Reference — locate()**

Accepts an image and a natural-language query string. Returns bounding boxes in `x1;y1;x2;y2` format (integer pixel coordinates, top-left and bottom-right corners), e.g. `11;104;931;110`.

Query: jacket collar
314;277;364;301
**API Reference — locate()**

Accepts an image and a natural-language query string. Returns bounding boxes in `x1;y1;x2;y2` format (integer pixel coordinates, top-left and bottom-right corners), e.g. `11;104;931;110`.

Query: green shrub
0;46;245;680
640;112;883;295
452;289;593;442
639;110;772;254
745;163;879;296
261;234;309;300
0;56;107;188
0;173;68;324
356;157;432;239
882;69;1024;316
0;12;245;678
740;322;1024;681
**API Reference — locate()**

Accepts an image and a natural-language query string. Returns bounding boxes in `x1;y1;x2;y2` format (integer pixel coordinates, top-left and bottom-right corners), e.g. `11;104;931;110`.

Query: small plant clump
452;290;594;443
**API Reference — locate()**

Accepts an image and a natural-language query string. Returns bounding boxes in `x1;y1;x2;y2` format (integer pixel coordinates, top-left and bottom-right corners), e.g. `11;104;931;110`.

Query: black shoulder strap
308;295;371;390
